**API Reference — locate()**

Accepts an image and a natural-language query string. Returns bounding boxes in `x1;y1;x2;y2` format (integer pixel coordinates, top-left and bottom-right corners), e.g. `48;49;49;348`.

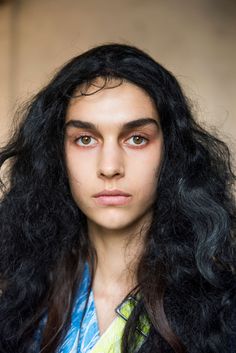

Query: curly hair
0;43;235;353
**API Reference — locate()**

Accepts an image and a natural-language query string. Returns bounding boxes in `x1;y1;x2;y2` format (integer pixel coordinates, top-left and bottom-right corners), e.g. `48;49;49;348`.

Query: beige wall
0;0;235;154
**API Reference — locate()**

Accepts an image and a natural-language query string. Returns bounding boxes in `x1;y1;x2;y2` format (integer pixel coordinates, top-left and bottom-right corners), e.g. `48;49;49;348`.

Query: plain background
0;0;235;157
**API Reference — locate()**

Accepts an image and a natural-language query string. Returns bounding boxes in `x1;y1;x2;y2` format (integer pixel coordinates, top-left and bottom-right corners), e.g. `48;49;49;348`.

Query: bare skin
89;212;151;334
64;78;164;335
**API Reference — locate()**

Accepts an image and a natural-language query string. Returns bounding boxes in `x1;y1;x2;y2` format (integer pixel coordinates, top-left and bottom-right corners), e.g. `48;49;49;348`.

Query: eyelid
126;131;149;138
73;131;150;140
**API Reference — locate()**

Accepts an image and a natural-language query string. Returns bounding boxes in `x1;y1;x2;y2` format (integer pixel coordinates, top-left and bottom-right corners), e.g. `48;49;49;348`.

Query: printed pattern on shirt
57;263;100;353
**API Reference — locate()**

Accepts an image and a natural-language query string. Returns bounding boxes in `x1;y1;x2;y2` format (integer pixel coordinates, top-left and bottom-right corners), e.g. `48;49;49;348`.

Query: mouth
93;189;132;206
93;195;132;206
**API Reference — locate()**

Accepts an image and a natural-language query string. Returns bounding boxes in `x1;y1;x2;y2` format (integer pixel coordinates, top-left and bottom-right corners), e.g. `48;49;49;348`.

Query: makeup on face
64;117;161;150
64;79;164;233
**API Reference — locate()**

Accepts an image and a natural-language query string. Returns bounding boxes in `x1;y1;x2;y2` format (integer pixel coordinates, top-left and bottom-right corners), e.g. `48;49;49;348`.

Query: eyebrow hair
64;117;160;132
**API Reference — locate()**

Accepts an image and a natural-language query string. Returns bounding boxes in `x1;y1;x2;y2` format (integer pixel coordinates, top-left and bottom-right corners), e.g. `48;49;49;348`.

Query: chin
97;221;131;230
90;216;137;231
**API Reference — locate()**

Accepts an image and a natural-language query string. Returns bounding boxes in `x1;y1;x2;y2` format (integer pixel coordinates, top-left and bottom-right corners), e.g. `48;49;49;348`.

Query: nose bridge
97;138;124;178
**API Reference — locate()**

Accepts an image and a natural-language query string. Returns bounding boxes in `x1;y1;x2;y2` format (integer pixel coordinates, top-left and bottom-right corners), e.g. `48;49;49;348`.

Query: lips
93;189;131;197
93;189;132;206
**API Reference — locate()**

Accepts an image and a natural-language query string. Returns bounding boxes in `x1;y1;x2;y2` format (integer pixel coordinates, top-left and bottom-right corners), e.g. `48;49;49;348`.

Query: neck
87;213;152;297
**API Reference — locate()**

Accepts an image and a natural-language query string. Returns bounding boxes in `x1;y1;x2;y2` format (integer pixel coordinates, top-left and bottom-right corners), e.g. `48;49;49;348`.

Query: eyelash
73;134;149;147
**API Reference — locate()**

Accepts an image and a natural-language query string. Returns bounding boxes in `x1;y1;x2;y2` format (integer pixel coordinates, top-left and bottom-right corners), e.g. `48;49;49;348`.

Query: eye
127;135;148;146
75;135;97;147
73;134;149;147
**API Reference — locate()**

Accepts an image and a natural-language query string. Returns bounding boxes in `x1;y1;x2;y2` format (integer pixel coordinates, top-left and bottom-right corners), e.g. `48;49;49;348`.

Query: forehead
65;78;159;127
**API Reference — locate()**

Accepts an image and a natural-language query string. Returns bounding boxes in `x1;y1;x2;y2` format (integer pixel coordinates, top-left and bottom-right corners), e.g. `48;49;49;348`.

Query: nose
97;140;125;180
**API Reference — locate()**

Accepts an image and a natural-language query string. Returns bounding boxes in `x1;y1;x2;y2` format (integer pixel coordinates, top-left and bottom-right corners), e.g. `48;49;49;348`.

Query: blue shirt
35;263;101;353
58;263;100;353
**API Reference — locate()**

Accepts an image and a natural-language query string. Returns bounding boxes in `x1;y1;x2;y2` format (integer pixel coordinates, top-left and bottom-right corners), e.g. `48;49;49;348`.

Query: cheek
131;145;163;184
65;148;92;180
137;166;160;194
129;160;161;207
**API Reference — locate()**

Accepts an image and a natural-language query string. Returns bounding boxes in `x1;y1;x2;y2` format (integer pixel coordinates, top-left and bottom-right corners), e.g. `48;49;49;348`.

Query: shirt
35;263;149;353
57;262;100;353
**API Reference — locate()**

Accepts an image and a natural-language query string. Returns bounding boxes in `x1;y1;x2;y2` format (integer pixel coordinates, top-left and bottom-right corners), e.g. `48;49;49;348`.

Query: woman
0;43;235;353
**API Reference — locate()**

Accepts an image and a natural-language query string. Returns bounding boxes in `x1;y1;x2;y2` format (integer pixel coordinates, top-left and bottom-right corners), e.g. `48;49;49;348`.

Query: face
64;78;164;235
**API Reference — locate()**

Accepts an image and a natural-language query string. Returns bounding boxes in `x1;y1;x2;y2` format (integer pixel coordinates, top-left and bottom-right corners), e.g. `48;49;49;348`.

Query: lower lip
94;195;132;206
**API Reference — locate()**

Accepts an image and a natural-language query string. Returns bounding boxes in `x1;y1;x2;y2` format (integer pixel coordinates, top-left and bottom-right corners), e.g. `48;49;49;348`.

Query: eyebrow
64;117;160;132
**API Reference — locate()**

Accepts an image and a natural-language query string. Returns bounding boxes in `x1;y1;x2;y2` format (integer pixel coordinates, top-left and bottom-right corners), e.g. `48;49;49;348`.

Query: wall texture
0;0;235;154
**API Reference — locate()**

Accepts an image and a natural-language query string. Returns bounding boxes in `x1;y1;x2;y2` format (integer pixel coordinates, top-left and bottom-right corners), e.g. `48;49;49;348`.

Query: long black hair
0;43;235;353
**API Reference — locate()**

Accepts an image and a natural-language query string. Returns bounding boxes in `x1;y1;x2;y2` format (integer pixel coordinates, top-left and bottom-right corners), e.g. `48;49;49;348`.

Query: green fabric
91;296;150;353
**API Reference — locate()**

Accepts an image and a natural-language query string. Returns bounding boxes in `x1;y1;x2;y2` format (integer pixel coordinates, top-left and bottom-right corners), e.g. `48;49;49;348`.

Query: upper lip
93;189;131;197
